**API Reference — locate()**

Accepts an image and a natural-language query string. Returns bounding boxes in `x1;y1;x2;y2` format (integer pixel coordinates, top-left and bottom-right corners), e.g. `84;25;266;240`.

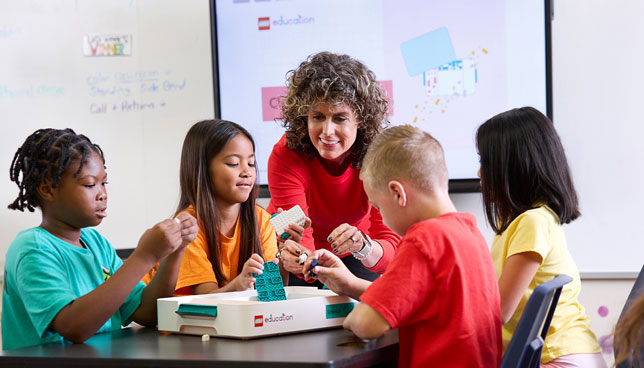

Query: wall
0;0;214;274
1;0;642;362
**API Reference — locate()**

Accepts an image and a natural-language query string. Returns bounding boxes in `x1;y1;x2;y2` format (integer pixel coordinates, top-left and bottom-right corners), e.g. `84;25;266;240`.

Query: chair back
615;264;644;368
500;274;573;368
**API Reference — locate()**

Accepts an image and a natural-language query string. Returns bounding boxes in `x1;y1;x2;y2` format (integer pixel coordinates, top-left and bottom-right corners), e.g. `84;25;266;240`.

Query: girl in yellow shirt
476;107;606;367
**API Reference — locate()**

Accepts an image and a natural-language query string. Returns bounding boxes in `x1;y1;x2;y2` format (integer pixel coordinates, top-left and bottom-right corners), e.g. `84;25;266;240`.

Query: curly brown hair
280;51;390;168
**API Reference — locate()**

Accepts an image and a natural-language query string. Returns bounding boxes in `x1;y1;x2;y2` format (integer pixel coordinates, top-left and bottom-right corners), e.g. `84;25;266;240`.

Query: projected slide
215;0;547;183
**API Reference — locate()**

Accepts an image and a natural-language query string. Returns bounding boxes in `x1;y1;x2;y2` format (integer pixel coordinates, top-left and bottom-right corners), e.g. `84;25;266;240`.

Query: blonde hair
360;125;448;192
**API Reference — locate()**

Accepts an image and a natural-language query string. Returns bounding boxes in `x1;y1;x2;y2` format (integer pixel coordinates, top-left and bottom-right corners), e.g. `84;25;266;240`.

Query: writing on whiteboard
0;84;64;98
0;25;21;39
83;34;132;56
86;70;186;96
89;99;168;114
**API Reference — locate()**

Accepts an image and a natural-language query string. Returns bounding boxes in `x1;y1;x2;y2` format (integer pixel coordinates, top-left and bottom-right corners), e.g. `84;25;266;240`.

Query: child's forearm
132;248;186;326
49;253;156;343
344;277;372;300
343;302;390;339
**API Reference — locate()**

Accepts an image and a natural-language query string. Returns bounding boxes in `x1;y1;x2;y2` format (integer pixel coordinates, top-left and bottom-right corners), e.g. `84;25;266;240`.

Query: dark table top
0;326;399;368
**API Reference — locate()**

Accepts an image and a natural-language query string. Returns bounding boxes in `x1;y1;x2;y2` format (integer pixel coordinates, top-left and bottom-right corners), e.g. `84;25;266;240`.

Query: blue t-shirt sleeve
99;234;145;326
16;249;78;338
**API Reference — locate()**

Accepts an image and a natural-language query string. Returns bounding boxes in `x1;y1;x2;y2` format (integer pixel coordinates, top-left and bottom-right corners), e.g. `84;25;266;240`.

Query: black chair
116;248;135;260
615;264;644;368
500;274;573;368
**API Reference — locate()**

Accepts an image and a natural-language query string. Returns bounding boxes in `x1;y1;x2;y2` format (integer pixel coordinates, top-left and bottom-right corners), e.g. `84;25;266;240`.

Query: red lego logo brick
258;17;270;31
254;315;263;327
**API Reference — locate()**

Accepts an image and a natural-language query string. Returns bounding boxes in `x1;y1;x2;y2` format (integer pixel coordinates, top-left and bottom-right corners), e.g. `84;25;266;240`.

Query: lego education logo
257;15;315;31
253;313;294;327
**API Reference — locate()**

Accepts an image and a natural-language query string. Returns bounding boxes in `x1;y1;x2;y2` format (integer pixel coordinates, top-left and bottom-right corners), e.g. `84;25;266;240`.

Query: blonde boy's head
360;125;448;193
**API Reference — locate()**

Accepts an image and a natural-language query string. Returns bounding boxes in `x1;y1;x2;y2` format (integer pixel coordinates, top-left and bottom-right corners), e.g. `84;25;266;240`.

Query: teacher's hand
278;239;312;274
327;224;364;255
274;207;312;244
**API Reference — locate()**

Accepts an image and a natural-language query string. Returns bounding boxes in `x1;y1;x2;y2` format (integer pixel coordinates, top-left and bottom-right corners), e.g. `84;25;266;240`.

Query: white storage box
157;286;358;339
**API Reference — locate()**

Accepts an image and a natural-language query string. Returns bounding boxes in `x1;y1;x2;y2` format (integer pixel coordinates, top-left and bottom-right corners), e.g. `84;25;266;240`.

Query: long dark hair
9;128;104;212
177;119;262;285
476;107;580;234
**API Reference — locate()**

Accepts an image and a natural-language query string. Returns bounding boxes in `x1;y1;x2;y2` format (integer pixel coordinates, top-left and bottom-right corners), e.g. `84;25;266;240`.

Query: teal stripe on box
326;303;355;319
175;304;218;318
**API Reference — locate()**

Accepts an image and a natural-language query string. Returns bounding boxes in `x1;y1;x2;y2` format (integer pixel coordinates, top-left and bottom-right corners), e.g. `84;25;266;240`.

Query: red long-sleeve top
266;135;400;274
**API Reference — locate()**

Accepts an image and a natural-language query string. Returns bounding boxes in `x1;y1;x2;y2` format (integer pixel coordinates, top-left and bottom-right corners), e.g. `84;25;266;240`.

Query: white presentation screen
214;0;549;186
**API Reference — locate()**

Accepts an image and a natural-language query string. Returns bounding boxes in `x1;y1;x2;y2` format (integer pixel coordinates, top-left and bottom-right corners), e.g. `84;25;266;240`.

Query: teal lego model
253;261;286;302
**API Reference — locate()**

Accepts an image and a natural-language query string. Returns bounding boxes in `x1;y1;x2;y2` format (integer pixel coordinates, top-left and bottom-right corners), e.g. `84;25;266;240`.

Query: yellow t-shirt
142;205;277;295
491;206;600;363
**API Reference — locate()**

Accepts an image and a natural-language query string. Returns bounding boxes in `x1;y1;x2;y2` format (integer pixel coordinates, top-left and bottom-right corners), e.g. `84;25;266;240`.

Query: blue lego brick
253;261;286;302
309;259;319;278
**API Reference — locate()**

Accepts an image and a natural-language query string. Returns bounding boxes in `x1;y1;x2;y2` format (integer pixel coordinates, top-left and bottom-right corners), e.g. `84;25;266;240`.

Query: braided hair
8;128;105;212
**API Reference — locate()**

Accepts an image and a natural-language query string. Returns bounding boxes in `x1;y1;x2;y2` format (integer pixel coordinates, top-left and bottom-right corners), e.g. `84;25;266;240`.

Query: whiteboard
0;0;214;260
549;0;644;274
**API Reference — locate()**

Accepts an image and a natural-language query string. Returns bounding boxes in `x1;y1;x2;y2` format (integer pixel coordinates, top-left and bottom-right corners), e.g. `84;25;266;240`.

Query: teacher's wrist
359;239;383;269
352;231;373;260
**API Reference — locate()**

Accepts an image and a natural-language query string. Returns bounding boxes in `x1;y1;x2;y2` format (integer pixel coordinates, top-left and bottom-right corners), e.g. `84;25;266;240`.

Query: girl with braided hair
2;128;198;350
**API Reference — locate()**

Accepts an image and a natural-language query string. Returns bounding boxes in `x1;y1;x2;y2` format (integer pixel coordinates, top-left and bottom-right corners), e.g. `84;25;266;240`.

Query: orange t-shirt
142;205;277;295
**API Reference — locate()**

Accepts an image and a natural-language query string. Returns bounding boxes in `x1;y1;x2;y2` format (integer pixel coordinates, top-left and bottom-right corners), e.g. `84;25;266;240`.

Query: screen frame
209;0;553;195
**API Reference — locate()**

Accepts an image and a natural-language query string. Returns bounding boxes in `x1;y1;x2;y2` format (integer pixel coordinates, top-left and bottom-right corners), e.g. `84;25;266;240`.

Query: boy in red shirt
304;125;502;367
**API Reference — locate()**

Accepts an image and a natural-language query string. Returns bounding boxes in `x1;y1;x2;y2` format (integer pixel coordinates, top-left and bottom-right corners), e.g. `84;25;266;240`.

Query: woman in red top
267;52;400;285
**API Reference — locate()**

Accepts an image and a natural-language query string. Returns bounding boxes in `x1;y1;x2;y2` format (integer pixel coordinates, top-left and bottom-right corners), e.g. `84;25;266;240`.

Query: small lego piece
298;253;308;263
253;261;287;302
201;334;210;341
270;205;307;241
309;259;319;278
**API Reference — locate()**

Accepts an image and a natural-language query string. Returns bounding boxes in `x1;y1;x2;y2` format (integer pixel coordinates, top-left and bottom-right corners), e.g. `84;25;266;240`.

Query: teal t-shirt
2;227;145;350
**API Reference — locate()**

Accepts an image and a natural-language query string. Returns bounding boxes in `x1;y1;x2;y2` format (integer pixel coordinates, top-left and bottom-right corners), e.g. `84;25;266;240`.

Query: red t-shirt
360;212;502;367
266;135;400;273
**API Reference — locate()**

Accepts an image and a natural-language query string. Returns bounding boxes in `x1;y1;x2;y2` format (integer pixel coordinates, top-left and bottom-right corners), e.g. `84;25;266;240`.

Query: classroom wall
449;1;644;362
1;0;641;362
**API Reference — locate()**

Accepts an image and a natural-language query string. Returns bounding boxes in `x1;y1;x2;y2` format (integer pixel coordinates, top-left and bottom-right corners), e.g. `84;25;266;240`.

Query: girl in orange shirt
144;119;283;295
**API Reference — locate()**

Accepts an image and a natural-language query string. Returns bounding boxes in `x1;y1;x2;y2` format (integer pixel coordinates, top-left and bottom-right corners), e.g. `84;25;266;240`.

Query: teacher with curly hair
267;51;401;286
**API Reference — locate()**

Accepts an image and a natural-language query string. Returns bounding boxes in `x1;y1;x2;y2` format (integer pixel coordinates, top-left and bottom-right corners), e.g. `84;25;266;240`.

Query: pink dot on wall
598;306;609;317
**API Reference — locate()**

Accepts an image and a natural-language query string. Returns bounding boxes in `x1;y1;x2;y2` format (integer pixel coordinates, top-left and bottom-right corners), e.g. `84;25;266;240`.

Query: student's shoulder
10;227;62;251
408;212;477;236
177;205;196;218
512;206;558;229
403;213;481;249
255;205;272;222
7;228;64;266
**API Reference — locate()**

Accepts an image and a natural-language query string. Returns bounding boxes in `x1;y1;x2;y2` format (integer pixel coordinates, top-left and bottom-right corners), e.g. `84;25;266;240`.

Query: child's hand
278;239;311;274
274;207;311;244
234;253;265;291
174;212;198;249
134;218;184;265
303;249;356;296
